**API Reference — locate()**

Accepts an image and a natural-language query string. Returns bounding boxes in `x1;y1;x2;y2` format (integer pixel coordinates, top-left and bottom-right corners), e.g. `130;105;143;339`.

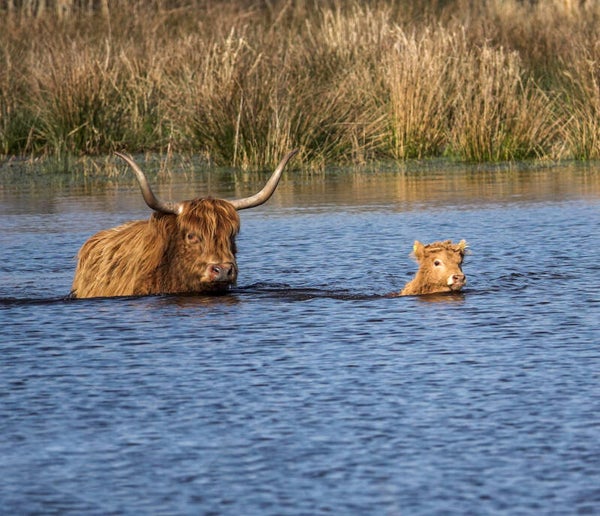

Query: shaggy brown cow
71;149;299;298
398;240;468;296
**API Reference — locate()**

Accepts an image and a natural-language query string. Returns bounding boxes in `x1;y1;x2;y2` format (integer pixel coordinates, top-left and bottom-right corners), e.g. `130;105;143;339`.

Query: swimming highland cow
71;149;299;298
399;240;468;296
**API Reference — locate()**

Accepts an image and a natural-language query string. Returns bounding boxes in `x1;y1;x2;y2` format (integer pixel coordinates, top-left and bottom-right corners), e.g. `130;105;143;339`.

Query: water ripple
1;178;599;515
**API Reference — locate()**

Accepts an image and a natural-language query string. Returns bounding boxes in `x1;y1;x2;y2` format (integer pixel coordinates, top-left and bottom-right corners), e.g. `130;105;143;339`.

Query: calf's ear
411;240;425;260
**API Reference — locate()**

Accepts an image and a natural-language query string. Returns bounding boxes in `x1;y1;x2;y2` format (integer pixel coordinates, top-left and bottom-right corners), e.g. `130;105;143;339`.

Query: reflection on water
2;159;600;215
273;163;600;212
1;162;599;515
411;292;467;304
158;292;242;309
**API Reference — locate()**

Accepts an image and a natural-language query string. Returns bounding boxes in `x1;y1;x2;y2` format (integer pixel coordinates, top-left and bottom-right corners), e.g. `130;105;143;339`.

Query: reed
1;0;600;167
555;44;600;160
446;42;556;162
382;27;454;160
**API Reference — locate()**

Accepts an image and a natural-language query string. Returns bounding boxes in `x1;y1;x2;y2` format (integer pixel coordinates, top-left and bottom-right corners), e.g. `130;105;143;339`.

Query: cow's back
72;219;167;298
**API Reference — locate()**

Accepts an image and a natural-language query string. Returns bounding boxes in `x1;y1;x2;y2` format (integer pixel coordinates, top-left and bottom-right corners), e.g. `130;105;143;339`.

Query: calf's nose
452;273;466;285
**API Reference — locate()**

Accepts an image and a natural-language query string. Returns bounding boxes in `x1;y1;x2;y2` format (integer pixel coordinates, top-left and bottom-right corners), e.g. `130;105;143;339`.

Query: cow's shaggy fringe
1;0;600;167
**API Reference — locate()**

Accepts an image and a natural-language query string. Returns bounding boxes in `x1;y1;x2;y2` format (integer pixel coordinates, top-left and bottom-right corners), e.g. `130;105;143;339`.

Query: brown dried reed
1;0;599;167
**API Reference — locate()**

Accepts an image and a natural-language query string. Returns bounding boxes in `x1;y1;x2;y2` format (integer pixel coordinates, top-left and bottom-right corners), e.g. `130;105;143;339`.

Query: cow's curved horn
229;149;300;210
114;152;183;215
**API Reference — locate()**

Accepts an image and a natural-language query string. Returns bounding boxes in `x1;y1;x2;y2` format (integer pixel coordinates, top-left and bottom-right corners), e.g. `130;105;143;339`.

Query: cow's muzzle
207;262;237;283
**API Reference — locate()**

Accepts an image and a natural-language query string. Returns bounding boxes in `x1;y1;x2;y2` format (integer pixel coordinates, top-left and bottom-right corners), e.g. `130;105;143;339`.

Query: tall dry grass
1;0;600;168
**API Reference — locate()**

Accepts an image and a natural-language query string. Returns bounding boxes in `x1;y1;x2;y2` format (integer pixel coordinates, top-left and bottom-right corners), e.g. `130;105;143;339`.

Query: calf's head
401;240;468;296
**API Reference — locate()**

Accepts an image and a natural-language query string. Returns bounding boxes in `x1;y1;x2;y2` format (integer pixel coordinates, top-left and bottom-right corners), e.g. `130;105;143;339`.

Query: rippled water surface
1;162;599;514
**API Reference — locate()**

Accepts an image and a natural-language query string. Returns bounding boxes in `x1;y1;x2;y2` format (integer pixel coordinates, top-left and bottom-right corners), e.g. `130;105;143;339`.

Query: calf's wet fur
398;240;468;296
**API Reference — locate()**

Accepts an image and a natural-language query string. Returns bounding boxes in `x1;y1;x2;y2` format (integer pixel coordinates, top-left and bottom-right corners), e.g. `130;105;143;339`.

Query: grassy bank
1;0;599;168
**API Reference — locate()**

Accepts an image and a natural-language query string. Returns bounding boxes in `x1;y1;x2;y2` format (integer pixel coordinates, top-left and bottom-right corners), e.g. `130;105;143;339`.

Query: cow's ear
411;240;424;260
457;240;469;254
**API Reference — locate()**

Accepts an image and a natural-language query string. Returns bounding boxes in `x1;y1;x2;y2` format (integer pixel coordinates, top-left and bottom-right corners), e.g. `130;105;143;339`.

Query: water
1;162;599;514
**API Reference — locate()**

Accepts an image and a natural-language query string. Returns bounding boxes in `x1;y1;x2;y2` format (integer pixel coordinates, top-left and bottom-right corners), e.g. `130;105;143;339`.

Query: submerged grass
1;0;600;168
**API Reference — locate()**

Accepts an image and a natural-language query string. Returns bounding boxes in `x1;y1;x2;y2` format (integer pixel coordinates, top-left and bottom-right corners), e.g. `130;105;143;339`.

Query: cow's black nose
210;263;235;281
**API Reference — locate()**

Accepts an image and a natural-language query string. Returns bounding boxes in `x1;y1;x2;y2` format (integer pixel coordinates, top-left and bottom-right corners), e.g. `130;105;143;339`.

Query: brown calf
71;149;299;298
399;240;468;296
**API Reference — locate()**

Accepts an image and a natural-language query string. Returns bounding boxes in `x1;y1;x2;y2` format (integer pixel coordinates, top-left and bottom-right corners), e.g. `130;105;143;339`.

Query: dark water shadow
235;283;473;304
0;295;75;307
0;285;384;307
0;292;236;308
0;283;496;307
233;283;384;301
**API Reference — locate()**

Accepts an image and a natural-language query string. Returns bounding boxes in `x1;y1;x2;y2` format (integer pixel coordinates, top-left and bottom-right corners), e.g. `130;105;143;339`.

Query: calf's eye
434;259;442;266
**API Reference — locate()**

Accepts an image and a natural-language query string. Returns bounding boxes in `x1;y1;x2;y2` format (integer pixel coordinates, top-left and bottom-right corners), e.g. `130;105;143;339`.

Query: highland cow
71;149;299;298
399;240;468;296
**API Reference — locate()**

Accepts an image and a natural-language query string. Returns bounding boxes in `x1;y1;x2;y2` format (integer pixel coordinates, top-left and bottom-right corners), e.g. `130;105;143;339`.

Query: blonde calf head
400;240;468;296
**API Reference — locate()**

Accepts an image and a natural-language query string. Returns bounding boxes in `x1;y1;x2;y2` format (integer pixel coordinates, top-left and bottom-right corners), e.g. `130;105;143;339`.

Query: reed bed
1;0;599;168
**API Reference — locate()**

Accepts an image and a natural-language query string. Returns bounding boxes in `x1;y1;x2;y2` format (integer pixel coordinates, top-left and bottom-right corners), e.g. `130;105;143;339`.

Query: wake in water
0;283;476;306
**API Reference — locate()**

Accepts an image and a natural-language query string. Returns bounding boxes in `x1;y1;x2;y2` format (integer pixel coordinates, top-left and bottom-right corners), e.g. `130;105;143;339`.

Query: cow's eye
186;232;200;244
434;259;442;266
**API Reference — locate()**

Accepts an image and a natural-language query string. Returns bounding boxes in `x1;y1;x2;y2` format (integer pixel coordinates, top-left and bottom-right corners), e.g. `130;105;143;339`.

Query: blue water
1;166;599;514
